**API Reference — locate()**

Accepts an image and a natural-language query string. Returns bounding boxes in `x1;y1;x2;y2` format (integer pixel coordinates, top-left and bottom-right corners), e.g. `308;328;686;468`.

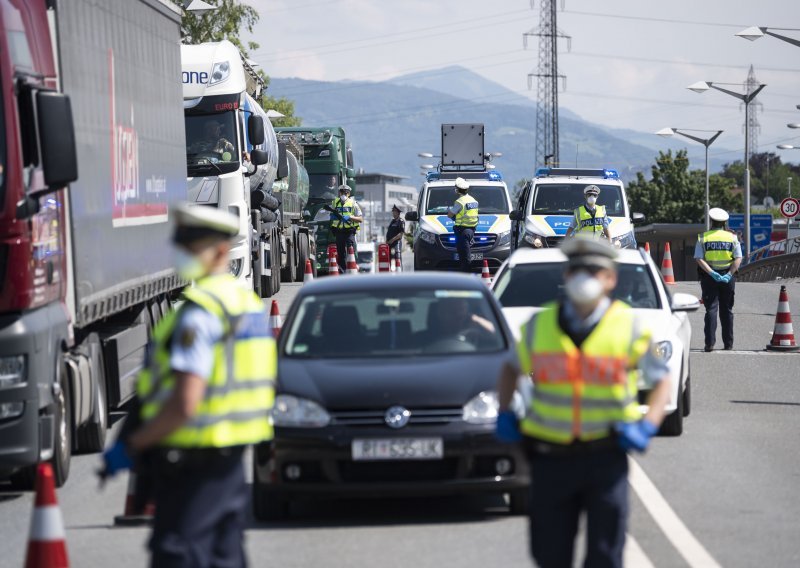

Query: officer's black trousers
334;229;356;271
528;449;628;568
149;448;247;568
454;226;474;272
699;271;735;348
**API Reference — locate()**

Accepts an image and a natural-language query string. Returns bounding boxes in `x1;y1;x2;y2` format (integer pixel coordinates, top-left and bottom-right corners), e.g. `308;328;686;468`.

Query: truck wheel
281;239;296;283
296;234;309;282
75;335;107;453
253;481;289;521
51;356;72;487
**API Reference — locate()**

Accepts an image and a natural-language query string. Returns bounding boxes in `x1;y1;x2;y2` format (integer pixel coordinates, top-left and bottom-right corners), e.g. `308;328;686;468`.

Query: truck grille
330;408;463;427
438;233;497;251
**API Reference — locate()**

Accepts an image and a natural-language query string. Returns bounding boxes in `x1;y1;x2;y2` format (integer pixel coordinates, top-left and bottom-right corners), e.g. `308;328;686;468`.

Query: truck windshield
185;112;240;175
529;183;624;216
308;173;340;202
426;185;509;215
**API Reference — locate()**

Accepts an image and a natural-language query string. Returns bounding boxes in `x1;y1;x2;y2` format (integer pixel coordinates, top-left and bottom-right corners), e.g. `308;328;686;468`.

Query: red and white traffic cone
327;250;339;276
25;463;69;568
394;256;402;273
661;242;676;285
346;246;358;275
303;259;314;283
644;242;651;256
767;285;798;351
481;260;492;286
113;470;155;527
269;300;282;337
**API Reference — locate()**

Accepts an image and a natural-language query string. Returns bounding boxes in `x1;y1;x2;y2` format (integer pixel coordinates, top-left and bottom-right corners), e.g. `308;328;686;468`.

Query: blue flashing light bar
535;167;619;180
426;170;504;182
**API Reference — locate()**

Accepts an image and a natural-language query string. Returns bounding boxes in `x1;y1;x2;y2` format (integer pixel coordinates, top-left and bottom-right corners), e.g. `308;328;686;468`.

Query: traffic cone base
25;463;69;568
304;259;314;283
661;242;676;285
113;471;154;527
346;246;358;275
767;285;798;351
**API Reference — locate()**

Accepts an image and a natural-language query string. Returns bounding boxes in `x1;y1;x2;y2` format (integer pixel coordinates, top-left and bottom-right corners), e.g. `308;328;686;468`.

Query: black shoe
724;344;733;350
704;345;713;352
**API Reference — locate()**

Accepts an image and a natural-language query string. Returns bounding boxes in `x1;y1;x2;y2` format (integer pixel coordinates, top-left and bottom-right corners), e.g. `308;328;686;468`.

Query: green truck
275;126;356;274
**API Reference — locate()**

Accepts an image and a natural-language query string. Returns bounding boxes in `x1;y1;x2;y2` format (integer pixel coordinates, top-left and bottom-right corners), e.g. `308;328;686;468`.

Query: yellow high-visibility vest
454;194;479;228
137;274;276;448
574;205;607;236
518;301;649;444
331;197;360;230
698;229;736;270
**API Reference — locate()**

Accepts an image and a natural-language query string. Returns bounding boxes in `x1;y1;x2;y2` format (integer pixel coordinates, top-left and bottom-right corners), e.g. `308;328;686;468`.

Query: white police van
510;168;644;250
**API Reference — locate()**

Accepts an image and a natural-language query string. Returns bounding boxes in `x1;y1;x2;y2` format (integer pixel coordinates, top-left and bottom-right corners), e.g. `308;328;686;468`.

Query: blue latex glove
615;419;659;453
721;273;732;284
102;440;133;477
495;410;522;443
341;214;351;222
709;271;723;282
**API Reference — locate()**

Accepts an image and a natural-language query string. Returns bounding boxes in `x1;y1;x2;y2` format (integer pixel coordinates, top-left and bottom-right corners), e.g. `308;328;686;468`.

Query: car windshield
284;289;506;358
426;185;509;215
308;173;340;202
185;112;240;175
529;183;624;216
494;262;661;310
357;252;373;263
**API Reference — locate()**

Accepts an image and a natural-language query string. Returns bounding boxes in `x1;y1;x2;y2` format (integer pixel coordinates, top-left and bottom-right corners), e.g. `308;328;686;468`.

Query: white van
356;242;376;273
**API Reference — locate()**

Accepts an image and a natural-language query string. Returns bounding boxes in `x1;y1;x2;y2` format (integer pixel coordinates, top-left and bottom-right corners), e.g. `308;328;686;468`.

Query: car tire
659;374;684;437
682;376;691;418
252;482;289;521
508;489;529;515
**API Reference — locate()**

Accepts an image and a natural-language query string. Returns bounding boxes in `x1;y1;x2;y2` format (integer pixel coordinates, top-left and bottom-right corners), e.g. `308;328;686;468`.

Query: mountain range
268;66;734;189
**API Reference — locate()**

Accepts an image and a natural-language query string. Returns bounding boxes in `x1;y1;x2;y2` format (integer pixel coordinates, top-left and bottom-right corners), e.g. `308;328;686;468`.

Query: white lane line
689;349;799;355
625;535;656;568
629;457;721;568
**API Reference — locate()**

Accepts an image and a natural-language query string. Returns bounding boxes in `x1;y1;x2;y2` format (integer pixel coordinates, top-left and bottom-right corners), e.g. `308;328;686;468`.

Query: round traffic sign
780;197;799;219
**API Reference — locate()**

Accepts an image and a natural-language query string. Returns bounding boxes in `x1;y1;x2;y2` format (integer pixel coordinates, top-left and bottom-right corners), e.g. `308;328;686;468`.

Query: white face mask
174;247;207;281
586;195;597;206
564;271;603;306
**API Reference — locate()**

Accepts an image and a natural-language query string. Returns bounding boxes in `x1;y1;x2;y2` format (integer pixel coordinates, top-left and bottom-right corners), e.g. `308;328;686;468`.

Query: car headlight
653;340;673;361
418;228;437;245
272;394;331;428
0;356;25;388
613;231;636;249
462;391;525;424
523;231;543;248
496;230;511;246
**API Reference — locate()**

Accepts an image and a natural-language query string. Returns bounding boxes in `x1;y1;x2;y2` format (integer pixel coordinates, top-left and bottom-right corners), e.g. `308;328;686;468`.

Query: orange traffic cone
269;300;282;336
661;242;675;285
303;259;314;283
767;285;798;351
644;242;651;255
481;260;492;286
394;255;402;273
25;463;68;568
113;470;155;527
327;250;339;276
346;246;358;275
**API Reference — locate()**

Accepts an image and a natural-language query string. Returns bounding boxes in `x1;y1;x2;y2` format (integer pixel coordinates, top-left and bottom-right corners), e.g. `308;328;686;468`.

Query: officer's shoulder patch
180;328;196;348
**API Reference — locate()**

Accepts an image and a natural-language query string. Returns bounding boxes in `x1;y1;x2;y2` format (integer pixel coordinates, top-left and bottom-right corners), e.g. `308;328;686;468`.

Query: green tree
181;0;300;126
627;150;739;224
719;153;800;203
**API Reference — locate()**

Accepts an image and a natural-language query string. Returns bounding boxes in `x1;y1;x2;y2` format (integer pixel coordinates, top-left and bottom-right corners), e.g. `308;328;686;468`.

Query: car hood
420;214;510;235
278;354;508;409
524;214;633;239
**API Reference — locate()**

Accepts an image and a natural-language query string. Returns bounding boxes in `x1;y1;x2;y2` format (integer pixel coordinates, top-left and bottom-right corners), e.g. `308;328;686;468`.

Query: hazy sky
245;0;800;165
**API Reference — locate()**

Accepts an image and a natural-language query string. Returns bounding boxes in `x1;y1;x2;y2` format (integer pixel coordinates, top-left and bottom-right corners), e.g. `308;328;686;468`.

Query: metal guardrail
738;236;800;282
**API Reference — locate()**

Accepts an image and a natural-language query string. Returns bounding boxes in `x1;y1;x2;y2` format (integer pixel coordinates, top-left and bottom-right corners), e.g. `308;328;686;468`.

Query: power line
562;10;747;28
565;51;800;74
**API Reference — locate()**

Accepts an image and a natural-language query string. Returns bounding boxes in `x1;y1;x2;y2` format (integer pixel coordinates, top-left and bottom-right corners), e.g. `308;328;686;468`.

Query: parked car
252;273;529;520
356;241;376;273
491;248;700;436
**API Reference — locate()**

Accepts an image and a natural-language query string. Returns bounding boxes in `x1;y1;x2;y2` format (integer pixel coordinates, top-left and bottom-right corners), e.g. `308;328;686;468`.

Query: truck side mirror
37;91;78;190
632;212;646;224
509;209;523;221
248;115;265;146
276;143;289;179
405;211;419;222
250;149;268;166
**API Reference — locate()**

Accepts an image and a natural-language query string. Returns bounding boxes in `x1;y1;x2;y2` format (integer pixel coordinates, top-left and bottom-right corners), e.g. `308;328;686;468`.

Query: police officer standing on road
448;177;479;273
385;204;405;267
102;204;276;567
495;238;671;568
565;185;612;243
331;184;363;270
695;207;742;351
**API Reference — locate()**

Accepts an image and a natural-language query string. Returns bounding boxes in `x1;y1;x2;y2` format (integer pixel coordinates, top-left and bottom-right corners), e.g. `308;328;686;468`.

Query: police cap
338;184;352;194
560;236;618;270
392;204;403;212
454;177;470;191
172;203;239;246
709;207;729;222
583;185;601;196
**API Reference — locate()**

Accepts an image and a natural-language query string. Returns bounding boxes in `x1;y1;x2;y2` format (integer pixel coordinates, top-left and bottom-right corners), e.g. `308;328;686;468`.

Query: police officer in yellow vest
695;207;742;351
495;237;671;568
565;184;612;243
447;177;479;272
330;184;363;271
102;204;276;567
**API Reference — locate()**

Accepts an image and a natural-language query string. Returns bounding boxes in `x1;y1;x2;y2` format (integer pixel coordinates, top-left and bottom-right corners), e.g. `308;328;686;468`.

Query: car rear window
494;262;661;310
284;289;507;358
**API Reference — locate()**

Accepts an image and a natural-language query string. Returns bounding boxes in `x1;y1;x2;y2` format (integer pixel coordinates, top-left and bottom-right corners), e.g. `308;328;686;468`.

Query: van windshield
529;183;624;216
426;185;509;215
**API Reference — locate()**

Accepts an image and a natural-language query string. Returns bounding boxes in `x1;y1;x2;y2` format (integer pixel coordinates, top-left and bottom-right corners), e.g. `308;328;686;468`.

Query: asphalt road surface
1;272;799;567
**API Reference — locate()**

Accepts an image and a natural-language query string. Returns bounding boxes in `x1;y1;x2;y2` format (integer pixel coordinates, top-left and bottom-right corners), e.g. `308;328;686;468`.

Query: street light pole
655;128;723;230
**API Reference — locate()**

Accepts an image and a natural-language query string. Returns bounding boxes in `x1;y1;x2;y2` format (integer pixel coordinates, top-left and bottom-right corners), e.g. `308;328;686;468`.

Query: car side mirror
632;212;646;224
248;115;265;146
250;149;268;166
405;211;419;222
37;91;78;191
509;209;523;221
671;293;701;312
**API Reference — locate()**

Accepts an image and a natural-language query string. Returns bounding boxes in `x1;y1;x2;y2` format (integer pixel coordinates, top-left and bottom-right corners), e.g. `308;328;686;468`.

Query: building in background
355;171;418;242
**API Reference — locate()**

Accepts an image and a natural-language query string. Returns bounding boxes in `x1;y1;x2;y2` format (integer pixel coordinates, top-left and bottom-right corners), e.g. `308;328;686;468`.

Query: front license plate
453;252;484;261
352;438;444;461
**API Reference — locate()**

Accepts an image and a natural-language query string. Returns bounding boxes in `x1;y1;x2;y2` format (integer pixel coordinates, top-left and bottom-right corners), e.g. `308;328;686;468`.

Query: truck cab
511;167;643;250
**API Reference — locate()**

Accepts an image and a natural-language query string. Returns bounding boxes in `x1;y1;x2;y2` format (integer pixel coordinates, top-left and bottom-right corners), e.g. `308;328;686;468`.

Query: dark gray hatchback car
252;273;529;520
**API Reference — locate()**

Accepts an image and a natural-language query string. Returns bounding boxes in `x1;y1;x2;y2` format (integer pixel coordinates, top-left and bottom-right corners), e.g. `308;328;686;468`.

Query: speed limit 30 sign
780;197;799;219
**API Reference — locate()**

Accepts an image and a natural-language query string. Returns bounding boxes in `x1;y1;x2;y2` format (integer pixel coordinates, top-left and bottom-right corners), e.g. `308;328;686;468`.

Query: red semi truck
0;0;187;487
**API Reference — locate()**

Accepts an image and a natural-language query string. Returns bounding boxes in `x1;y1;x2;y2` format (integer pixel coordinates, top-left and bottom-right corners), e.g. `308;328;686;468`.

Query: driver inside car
425;298;495;347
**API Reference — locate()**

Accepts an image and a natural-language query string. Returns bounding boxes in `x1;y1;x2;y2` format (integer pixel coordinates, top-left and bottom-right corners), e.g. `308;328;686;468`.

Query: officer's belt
523;435;619;457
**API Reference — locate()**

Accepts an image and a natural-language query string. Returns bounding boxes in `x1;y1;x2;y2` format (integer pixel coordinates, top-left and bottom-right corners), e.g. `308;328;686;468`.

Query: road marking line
629;457;721;568
625;534;656;568
690;349;798;355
